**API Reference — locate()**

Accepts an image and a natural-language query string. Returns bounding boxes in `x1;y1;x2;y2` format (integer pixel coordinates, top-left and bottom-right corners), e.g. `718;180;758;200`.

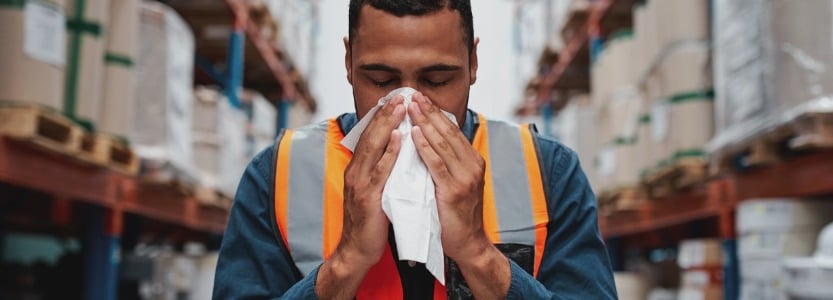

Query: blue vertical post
226;28;245;108
82;206;120;300
605;237;624;271
722;239;739;300
541;102;553;137
278;99;291;130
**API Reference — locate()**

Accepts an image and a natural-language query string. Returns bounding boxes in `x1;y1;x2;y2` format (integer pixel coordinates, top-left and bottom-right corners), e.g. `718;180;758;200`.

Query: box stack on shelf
711;0;833;171
737;199;833;300
241;89;278;158
583;0;712;209
192;87;248;207
635;0;713;197
0;0;317;297
677;239;724;300
133;0;196;184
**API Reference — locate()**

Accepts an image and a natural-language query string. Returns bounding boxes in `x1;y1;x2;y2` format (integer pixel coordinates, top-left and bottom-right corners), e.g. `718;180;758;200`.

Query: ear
344;36;353;86
469;37;479;85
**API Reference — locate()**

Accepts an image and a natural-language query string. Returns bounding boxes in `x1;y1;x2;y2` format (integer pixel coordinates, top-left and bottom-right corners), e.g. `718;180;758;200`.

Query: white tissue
341;87;456;285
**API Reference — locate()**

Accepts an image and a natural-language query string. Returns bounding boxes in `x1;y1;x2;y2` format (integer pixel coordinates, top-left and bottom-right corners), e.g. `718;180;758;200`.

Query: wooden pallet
790;110;833;150
0;104;83;155
598;186;645;216
79;133;139;175
643;159;708;198
712;110;833;174
194;186;233;210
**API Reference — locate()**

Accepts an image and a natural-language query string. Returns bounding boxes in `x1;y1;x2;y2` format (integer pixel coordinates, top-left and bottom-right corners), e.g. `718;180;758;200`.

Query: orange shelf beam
0;137;228;235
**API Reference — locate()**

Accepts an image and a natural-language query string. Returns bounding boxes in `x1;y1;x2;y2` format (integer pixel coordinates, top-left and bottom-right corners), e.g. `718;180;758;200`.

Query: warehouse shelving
536;0;635;104
0;0;311;298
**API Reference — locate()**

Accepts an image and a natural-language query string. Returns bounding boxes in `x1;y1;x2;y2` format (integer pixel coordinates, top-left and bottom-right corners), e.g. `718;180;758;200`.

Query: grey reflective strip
286;121;329;275
486;120;537;245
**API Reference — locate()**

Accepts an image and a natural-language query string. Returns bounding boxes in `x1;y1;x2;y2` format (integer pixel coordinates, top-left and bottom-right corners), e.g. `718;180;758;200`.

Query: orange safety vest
273;114;549;299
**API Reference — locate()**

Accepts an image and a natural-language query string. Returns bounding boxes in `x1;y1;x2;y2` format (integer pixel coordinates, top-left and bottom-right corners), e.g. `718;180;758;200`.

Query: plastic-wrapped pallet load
193;87;248;199
241;90;277;158
737;198;833;300
677;239;724;300
133;1;195;182
711;0;833;154
64;0;109;126
783;222;833;299
99;0;138;137
0;0;67;109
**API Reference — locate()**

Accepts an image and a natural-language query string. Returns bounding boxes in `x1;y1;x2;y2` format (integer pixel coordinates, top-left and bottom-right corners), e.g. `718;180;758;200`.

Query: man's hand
407;92;511;299
316;96;405;299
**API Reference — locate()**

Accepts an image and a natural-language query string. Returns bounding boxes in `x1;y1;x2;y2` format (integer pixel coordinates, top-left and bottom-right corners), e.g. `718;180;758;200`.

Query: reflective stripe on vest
273;114;549;298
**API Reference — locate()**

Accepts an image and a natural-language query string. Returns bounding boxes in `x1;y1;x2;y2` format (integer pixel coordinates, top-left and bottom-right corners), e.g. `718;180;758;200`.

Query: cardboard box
739;230;824;259
654;0;708;53
669;97;714;158
737;199;833;234
678;286;723;300
99;0;138;137
740;257;786;282
679;239;724;269
192;88;247;198
0;0;66;109
133;1;195;181
65;0;109;125
656;44;711;100
240;90;277;157
614;272;649;300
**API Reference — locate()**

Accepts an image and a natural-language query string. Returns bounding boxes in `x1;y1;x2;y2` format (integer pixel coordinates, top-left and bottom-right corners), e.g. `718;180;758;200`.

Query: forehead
352;5;468;62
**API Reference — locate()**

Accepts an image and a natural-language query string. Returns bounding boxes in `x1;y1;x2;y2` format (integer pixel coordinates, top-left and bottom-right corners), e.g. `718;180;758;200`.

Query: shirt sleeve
505;137;618;299
212;144;320;299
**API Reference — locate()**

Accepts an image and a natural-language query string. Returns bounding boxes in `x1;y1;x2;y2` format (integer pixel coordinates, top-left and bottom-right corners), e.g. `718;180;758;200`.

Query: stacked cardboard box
590;32;641;192
677;239;724;300
0;0;67;109
635;0;712;175
192;87;248;199
133;1;195;182
711;0;833;153
555;94;598;190
737;199;833;300
241;90;277;158
64;0;109;126
99;0;138;138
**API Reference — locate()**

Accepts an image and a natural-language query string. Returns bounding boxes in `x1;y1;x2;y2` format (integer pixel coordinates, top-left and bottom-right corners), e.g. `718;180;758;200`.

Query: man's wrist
315;249;372;299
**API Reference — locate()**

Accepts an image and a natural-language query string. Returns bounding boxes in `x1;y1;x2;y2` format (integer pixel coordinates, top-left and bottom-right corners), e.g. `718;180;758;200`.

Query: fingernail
394;104;404;115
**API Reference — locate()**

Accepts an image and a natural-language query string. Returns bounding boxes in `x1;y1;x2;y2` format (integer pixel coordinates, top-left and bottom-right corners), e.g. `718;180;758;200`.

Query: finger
369;129;403;189
355;100;405;170
412;126;453;183
411;92;472;156
407;98;461;163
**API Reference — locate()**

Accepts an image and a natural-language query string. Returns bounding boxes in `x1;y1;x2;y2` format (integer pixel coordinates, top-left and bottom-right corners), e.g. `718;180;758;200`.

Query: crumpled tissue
341;87;456;285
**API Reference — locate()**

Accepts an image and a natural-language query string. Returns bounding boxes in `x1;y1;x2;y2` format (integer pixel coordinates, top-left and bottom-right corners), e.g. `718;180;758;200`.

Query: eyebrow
358;63;462;73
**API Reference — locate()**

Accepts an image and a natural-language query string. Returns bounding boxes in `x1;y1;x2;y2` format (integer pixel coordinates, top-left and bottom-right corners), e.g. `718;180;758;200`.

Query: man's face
345;5;478;124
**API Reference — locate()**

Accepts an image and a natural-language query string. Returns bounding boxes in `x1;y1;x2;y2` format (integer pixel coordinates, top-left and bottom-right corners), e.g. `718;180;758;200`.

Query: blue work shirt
213;110;618;299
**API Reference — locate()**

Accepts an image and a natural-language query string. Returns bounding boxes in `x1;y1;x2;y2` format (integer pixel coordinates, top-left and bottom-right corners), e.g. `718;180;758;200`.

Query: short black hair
348;0;474;52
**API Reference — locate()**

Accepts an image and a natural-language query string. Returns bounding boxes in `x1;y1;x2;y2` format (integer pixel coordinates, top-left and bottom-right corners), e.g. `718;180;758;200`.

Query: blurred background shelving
3;0;833;299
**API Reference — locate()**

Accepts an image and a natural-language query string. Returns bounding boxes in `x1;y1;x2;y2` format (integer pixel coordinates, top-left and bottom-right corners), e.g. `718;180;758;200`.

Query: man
213;0;617;299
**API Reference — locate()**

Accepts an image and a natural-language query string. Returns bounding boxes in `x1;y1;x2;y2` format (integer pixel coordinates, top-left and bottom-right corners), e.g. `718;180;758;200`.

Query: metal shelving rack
0;1;303;298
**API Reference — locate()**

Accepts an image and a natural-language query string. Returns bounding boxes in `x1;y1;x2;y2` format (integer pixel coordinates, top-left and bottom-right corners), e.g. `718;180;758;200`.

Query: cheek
422;84;469;113
353;85;387;118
